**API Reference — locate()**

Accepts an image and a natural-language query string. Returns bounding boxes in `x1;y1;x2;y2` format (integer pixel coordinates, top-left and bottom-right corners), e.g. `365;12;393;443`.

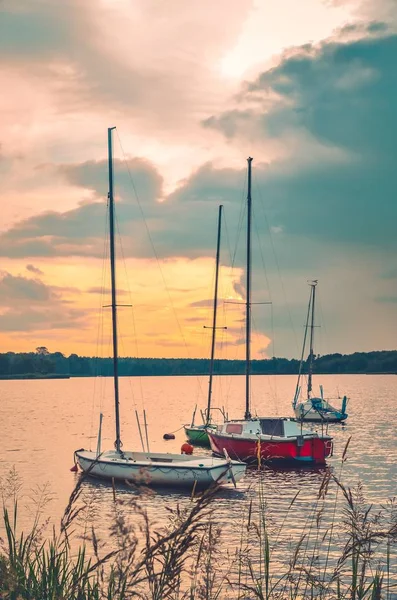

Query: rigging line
222;175;247;308
118;320;139;413
96;201;111;413
252;173;300;357
217;244;230;414
295;290;312;403
316;286;328;358
222;219;240;411
100;212;110;411
251;203;279;406
252;203;272;303
230;174;247;269
113;211;142;410
222;207;247;405
115;130;205;397
270;302;278;412
196;241;220;406
196;268;214;405
89;204;110;445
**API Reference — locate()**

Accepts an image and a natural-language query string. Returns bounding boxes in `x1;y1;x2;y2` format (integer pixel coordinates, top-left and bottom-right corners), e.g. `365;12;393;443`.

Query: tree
36;346;50;356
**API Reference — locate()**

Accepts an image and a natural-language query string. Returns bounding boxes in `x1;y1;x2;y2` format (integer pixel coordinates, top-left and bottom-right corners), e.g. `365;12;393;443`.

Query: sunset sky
1;0;396;359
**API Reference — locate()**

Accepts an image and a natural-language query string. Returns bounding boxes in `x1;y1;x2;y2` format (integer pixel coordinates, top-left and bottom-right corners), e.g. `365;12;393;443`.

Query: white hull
75;449;246;488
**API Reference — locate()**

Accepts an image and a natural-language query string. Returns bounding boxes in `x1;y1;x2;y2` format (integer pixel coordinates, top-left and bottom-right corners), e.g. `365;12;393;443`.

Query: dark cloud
189;299;215;308
57;157;163;206
377;296;397;303
0;272;58;304
0;307;87;332
0;271;86;332
87;287;128;296
7;30;396;262
203;29;397;250
26;264;44;275
1;29;396;271
0;159;244;261
0;154;164;258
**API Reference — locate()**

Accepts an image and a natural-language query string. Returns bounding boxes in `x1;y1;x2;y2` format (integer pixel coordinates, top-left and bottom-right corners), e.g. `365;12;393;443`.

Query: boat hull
75;449;246;488
294;399;348;423
208;432;332;466
184;425;215;447
294;411;347;423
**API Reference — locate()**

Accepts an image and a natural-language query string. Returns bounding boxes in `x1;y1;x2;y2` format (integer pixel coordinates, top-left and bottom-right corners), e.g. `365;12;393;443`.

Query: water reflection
1;374;396;585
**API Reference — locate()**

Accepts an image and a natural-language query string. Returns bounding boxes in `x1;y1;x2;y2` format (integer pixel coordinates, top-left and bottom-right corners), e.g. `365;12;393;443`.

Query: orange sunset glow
1;0;396;358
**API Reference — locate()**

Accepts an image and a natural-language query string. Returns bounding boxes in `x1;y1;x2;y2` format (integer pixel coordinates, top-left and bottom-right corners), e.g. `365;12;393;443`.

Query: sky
0;0;396;360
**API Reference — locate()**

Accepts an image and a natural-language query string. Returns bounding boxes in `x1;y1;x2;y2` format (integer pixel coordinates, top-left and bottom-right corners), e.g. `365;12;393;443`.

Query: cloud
189;299;217;308
0;0;251;129
1;7;396;356
377;295;397;304
26;264;44;275
0;307;86;332
87;287;128;296
0;272;58;304
203;28;397;251
0;159;246;260
57;157;163;205
0;153;164;258
0;271;86;332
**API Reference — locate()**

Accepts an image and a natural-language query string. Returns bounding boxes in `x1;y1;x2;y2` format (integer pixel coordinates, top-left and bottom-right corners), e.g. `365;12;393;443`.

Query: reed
0;457;396;599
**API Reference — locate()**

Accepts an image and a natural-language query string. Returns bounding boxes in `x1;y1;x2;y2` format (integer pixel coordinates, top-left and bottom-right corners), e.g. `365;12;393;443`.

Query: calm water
1;374;396;593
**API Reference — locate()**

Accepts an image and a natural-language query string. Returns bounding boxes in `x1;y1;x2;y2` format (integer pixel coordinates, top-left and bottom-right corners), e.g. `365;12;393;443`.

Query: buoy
70;464;78;472
181;443;194;455
163;433;176;440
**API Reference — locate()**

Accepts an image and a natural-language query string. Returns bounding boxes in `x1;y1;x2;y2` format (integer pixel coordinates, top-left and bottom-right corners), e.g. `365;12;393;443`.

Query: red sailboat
208;158;333;466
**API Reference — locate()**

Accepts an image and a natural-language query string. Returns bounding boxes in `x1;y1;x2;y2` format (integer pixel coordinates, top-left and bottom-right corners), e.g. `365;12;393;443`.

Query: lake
1;373;396;595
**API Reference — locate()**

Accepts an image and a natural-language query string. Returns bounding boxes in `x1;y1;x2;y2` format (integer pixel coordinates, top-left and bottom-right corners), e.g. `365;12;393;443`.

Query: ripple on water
1;374;396;595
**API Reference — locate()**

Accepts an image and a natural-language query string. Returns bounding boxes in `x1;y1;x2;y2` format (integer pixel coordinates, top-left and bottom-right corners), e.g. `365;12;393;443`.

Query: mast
205;204;223;424
245;158;253;419
307;280;317;399
108;126;122;453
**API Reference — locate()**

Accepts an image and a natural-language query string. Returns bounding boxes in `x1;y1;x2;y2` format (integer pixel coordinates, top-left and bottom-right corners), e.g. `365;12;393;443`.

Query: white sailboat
292;281;348;423
74;127;246;488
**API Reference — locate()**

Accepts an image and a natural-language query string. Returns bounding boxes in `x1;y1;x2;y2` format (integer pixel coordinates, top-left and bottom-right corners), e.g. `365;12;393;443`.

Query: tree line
0;347;396;378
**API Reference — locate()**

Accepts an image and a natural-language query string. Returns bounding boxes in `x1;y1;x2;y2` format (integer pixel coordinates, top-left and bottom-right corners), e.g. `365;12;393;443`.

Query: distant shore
0;371;396;381
0;373;71;380
1;349;396;379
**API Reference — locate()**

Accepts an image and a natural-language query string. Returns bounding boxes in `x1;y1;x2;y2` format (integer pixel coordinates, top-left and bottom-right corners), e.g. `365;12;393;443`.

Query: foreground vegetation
1;347;397;379
0;447;396;599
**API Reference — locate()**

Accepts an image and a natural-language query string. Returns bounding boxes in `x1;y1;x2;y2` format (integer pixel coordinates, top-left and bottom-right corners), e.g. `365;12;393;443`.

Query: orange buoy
70;464;78;472
181;443;194;455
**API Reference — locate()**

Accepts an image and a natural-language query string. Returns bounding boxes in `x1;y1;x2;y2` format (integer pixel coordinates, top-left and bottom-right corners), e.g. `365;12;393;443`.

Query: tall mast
108;126;122;453
205;204;223;424
245;158;253;419
307;280;317;399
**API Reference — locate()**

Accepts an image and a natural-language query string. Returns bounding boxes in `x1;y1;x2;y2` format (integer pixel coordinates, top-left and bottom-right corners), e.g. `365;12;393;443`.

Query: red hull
208;432;332;465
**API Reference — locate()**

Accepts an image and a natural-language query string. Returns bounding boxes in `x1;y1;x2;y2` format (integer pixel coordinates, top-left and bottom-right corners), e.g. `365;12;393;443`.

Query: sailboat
292;281;348;423
208;158;334;466
74;128;246;488
184;205;225;447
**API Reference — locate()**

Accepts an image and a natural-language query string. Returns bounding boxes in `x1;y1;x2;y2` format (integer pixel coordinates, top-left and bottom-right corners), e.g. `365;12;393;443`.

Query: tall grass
0;454;396;599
